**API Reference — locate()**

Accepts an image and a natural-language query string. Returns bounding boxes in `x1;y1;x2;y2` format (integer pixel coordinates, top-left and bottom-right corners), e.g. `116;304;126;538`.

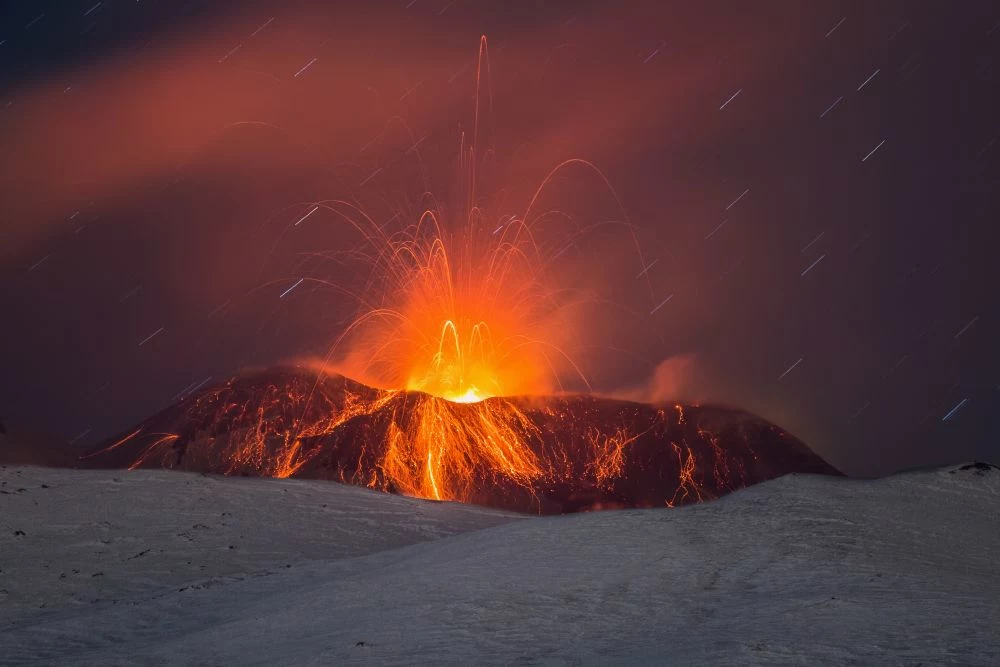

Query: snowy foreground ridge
1;464;998;665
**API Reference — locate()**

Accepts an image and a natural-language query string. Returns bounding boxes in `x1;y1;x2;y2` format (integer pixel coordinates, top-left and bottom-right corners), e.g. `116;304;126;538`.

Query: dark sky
1;0;998;476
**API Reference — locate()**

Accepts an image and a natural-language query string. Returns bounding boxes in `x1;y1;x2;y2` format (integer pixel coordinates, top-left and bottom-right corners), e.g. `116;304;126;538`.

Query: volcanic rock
69;367;840;514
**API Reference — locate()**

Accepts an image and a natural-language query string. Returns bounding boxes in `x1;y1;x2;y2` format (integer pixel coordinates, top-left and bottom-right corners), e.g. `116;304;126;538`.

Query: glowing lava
307;36;612;500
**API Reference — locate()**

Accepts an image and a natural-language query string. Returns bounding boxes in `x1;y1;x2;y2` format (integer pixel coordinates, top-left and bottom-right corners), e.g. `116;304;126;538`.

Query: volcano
31;37;845;515
72;367;840;514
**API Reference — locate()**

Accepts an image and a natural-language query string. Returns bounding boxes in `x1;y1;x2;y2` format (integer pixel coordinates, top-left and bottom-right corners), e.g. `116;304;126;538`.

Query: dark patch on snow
950;461;998;476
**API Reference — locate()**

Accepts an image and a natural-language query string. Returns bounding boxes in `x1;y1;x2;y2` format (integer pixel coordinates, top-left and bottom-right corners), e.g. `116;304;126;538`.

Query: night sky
1;0;998;477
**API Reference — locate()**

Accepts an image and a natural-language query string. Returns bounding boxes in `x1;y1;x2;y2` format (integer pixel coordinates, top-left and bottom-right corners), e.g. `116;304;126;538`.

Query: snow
2;463;998;665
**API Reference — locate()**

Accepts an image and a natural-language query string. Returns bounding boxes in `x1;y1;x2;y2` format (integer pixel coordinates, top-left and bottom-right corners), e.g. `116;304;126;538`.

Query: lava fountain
302;36;639;502
75;38;841;513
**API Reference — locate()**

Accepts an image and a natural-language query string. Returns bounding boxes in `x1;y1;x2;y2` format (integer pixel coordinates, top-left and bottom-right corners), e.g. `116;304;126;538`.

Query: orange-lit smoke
611;354;699;405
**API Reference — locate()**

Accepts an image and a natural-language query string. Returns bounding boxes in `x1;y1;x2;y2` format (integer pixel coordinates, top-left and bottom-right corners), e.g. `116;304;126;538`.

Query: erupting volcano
73;37;839;512
78;367;839;514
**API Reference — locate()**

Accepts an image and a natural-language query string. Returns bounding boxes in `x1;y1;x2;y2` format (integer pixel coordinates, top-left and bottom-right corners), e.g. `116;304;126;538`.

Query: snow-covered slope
2;463;998;665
